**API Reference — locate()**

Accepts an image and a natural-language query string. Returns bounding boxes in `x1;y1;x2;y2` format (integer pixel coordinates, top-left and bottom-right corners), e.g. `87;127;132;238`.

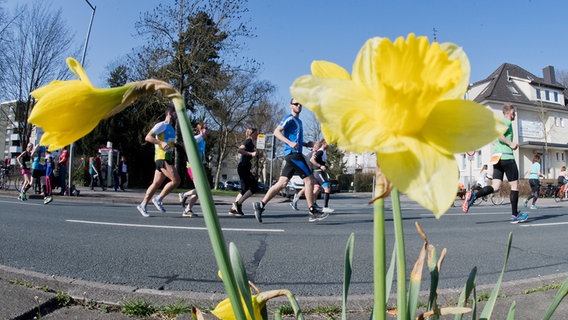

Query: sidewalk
1;188;567;319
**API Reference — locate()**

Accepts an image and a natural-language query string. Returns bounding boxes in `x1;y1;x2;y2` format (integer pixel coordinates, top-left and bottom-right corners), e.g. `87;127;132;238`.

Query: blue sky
5;0;568;109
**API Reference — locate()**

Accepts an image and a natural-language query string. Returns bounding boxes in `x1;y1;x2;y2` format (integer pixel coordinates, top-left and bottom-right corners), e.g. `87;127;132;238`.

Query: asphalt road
1;192;567;297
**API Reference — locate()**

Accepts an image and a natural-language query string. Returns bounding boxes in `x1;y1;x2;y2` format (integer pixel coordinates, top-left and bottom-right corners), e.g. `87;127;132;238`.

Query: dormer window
507;85;520;95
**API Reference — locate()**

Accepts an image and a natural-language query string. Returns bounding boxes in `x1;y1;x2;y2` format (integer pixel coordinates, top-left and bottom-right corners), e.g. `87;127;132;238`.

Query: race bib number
489;153;502;165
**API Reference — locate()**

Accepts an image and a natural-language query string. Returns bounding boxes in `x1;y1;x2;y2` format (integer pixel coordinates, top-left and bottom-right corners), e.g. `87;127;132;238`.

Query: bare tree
205;70;275;188
303;111;323;143
0;0;76;147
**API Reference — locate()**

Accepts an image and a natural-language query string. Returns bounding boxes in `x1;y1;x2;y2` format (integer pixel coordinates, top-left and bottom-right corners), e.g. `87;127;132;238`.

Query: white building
459;64;568;187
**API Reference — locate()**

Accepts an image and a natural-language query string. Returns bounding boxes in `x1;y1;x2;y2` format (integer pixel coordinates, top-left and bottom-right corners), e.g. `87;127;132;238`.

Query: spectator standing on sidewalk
57;147;69;195
44;151;54;204
463;104;528;223
252;98;327;223
137;107;180;217
228;127;259;216
119;155;128;191
89;155;101;190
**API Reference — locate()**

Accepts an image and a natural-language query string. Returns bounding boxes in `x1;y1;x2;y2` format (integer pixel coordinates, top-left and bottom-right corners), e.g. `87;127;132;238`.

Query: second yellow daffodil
29;57;178;151
291;34;506;216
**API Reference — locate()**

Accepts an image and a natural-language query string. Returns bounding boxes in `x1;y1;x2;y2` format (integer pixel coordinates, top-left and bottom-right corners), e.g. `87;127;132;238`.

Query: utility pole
68;0;96;195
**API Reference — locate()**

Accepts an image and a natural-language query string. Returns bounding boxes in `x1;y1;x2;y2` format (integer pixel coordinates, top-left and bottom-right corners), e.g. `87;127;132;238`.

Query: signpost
466;151;476;188
261;134;275;185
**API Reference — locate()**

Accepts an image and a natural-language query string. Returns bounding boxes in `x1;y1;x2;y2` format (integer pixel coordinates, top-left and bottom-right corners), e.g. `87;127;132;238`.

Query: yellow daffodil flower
291;34;506;215
29;57;178;150
211;294;264;320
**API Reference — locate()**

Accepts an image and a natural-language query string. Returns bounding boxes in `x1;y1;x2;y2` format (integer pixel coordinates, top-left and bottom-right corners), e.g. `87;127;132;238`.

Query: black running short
155;159;174;173
492;159;519;181
281;153;312;179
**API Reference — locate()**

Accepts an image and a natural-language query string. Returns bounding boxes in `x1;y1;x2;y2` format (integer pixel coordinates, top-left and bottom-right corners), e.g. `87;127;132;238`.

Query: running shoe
44;196;53;205
229;202;244;216
308;206;324;222
182;208;194;217
462;191;473;213
510;212;528;224
322;207;335;213
313;202;322;210
152;196;166;213
316;210;330;221
178;193;185;205
308;212;330;222
137;204;149;217
290;200;299;211
228;207;239;216
235;201;244;215
530;205;538;210
253;202;264;223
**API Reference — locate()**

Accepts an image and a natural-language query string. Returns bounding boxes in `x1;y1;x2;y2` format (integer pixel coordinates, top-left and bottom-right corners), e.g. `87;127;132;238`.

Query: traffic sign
466;151;476;156
257;134;266;149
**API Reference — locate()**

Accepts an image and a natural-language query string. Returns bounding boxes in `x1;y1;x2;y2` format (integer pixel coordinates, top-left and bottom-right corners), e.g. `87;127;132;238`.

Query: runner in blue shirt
253;98;329;223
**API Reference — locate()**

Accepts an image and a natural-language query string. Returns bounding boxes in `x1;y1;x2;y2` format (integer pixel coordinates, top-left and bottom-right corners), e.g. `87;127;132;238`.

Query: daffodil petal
30;80;74;99
66;57;93;87
379;136;457;216
311;60;351;80
439;42;470;99
291;75;391;153
352;37;382;93
423;100;507;154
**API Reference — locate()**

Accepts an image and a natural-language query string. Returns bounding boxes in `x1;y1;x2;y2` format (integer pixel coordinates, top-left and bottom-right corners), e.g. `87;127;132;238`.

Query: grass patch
311;305;342;315
9;279;33;288
160;300;192;318
121;299;156;317
276;304;294;315
523;283;561;294
56;291;72;307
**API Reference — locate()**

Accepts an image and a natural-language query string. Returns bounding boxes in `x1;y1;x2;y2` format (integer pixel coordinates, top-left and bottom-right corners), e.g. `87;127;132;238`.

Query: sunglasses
291;102;302;107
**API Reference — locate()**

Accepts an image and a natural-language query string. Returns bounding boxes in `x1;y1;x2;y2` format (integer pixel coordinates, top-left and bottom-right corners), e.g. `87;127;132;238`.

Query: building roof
470;63;566;110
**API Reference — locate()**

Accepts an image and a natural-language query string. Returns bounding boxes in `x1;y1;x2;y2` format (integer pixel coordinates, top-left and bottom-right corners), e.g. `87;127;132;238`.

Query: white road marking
66;219;285;233
520;222;568;227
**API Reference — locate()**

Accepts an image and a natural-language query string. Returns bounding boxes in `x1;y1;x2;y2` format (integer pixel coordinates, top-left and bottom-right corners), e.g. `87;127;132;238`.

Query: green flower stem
391;188;407;320
173;97;246;320
373;198;386;320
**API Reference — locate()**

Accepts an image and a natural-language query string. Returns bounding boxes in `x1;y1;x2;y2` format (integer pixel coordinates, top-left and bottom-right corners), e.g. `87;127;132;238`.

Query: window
555;117;559;127
556;152;560;161
545;90;550;100
536;88;541;99
477;150;482;168
554;91;559;102
507;85;519;95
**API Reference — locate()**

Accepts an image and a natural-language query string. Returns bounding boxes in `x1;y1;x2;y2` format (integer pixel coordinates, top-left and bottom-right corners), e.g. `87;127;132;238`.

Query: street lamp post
68;0;96;195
